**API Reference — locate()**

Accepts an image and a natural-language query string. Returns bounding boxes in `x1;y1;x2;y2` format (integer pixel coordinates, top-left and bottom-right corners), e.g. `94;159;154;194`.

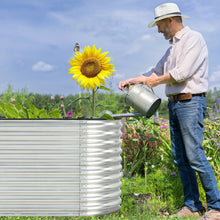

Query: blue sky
1;0;220;100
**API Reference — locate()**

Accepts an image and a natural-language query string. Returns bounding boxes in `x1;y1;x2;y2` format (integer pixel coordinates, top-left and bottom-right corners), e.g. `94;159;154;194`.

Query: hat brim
148;14;189;28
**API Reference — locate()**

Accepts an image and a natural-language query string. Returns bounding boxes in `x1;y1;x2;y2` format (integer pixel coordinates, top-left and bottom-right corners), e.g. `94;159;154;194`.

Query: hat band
155;12;181;20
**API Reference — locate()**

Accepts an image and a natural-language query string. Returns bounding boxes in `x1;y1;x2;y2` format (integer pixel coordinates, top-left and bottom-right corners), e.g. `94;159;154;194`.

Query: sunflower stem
92;89;95;117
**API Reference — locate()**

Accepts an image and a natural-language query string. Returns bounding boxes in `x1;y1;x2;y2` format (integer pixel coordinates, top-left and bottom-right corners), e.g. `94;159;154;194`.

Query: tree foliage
0;85;219;119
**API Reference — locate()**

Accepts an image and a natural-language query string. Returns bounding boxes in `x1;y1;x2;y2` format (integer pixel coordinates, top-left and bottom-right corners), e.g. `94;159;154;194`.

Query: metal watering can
102;84;161;119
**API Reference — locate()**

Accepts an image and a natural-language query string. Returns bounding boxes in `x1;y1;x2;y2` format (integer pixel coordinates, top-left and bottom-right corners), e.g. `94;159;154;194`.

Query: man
118;3;220;219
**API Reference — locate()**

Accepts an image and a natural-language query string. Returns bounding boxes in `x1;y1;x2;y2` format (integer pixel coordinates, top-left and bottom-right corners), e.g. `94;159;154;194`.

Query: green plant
203;107;220;178
121;117;163;177
0;84;34;105
0;100;61;119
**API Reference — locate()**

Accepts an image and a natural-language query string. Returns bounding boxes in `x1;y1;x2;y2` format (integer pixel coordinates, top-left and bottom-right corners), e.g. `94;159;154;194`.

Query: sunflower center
80;58;102;78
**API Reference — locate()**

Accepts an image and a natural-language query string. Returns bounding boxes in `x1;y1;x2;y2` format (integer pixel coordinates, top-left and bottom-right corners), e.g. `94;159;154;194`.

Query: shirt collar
169;26;190;44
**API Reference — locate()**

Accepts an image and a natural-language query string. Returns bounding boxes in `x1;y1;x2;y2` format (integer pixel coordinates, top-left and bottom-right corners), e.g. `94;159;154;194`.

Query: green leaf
99;86;112;92
14;102;22;111
205;144;214;150
0;101;5;111
99;113;114;120
18;108;29;118
140;134;146;141
48;109;61;118
0;106;5;115
202;140;210;145
39;109;48;119
130;138;139;142
26;100;40;116
148;137;159;141
27;109;37;119
153;129;159;137
68;96;90;106
4;103;20;118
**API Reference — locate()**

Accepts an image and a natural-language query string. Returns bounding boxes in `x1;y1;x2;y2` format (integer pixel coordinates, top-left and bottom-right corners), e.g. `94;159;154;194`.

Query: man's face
156;18;173;40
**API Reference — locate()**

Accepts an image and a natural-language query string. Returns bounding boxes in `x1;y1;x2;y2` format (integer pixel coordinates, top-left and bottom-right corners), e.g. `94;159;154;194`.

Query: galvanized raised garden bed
0;119;122;216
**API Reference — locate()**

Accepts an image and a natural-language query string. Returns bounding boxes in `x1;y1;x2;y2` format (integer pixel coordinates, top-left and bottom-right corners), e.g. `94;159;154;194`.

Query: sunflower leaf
99;113;115;120
99;86;112;92
68;96;91;106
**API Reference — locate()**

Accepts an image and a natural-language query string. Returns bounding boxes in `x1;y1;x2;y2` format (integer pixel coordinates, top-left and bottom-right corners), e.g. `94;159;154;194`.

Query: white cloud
208;65;220;91
209;65;220;83
113;73;126;79
210;71;220;82
32;61;54;72
141;34;151;41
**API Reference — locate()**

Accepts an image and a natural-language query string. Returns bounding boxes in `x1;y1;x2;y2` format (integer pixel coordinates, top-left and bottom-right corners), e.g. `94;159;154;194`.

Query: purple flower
171;172;176;176
212;117;219;121
217;143;219;147
51;96;55;101
60;95;64;100
211;138;215;141
160;124;168;129
70;108;74;117
61;104;64;109
66;108;74;118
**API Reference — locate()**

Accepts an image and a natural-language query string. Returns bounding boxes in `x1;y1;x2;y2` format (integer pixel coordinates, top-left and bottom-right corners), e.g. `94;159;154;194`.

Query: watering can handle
151;88;155;94
121;87;129;94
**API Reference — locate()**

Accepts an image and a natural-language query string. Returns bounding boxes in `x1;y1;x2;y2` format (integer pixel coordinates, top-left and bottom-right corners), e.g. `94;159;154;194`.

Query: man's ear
168;17;173;24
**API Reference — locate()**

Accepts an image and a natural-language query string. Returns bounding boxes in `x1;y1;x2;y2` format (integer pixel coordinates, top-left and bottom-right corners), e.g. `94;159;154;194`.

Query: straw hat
148;3;189;28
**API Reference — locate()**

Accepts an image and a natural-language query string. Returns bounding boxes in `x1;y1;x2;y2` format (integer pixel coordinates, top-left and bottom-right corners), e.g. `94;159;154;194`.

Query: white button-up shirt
144;26;208;96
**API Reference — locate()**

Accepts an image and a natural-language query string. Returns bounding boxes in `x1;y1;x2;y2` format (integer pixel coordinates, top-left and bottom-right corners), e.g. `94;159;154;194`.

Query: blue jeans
168;96;220;211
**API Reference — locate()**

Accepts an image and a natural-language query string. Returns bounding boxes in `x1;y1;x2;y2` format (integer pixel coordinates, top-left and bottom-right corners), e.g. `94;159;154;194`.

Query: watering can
100;84;161;119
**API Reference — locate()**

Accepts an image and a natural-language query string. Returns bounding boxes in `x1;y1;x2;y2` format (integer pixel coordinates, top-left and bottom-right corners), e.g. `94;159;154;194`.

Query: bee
74;43;80;52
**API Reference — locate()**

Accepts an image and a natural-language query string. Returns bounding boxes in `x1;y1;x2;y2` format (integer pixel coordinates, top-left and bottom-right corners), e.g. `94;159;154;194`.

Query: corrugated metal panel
0;119;122;216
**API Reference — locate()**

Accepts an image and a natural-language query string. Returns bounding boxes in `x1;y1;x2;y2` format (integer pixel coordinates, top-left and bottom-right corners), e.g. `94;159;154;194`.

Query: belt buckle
169;95;177;102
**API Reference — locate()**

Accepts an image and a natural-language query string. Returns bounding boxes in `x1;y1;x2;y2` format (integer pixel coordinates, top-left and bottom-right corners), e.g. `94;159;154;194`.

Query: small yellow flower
68;45;115;91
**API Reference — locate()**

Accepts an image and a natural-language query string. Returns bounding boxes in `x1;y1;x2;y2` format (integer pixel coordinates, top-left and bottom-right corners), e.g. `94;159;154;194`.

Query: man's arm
144;73;176;88
118;73;176;89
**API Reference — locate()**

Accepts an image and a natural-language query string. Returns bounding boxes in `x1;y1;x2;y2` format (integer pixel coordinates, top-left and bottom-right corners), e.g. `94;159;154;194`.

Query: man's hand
118;75;148;90
118;79;131;90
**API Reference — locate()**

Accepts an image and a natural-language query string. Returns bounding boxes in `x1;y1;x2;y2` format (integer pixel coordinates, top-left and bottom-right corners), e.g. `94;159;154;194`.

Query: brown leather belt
168;93;206;102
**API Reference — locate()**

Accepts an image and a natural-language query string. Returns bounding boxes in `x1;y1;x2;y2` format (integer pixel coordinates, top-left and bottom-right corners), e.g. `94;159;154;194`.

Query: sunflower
68;45;115;91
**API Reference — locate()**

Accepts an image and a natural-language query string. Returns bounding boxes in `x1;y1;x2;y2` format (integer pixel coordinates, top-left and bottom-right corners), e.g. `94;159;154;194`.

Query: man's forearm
144;73;176;88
